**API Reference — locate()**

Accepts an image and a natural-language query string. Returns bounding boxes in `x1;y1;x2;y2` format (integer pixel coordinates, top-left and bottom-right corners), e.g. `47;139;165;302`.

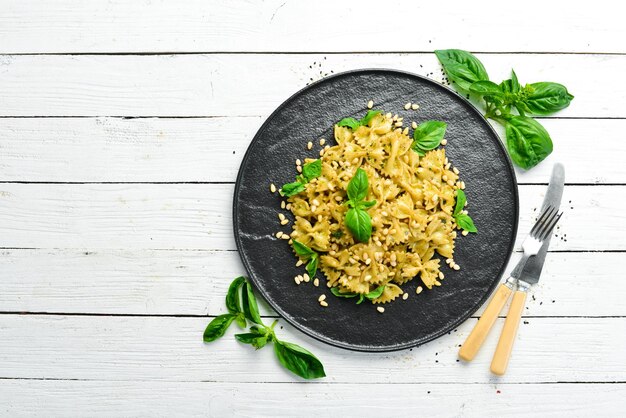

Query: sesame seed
404;102;411;110
412;103;419;110
320;300;328;307
403;293;409;300
314;278;319;287
307;141;313;150
296;159;301;166
296;165;302;173
276;232;283;239
367;100;374;109
270;183;277;193
320;138;326;146
462;230;469;236
280;219;289;225
318;294;326;302
278;213;285;221
281;201;286;209
411;121;418;129
453;167;459;175
416;286;423;294
453;264;461;270
377;306;385;313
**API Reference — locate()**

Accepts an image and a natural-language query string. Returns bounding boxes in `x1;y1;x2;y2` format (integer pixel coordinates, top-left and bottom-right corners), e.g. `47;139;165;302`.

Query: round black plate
233;69;518;352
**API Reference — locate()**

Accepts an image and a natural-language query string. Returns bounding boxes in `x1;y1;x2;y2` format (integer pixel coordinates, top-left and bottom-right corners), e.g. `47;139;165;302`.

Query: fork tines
530;205;563;241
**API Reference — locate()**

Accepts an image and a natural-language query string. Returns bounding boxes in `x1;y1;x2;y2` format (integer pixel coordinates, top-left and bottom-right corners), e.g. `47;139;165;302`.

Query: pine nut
412;103;419;110
404;102;411;110
402;293;409;300
411;121;418;129
307;141;313;150
270;183;277;193
416;286;423;294
367;100;374;109
377;306;385;313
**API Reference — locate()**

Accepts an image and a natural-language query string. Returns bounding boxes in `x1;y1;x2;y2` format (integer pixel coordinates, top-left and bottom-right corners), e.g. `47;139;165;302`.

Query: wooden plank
0;250;623;317
0;184;619;250
0;53;620;117
0;315;623;383
0;117;621;184
1;380;623;417
0;1;622;54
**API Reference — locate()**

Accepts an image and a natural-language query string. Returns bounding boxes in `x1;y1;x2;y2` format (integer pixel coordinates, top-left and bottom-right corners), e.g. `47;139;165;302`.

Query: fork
458;205;563;363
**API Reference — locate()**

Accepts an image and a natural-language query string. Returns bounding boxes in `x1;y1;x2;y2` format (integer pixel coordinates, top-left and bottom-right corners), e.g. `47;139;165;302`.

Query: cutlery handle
490;289;528;375
459;282;514;361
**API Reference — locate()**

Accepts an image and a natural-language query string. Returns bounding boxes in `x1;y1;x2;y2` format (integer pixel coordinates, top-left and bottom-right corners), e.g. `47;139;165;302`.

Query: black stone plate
233;69;518;352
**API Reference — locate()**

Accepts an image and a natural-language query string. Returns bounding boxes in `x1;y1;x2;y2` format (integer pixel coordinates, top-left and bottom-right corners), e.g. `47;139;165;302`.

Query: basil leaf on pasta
455;213;478;233
330;287;358;298
280;181;306;197
360;110;381;126
345;208;372;243
454;190;466;217
412;120;447;152
306;254;319;278
358;200;377;210
302;159;322;181
365;285;385;299
292;240;316;258
337;117;360;130
347;168;369;202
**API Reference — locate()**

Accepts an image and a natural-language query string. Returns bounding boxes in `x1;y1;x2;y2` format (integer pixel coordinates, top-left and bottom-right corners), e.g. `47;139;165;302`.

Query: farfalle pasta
282;111;470;305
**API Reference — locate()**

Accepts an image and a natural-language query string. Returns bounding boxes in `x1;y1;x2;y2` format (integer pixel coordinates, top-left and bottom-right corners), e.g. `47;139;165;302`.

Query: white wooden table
1;1;625;416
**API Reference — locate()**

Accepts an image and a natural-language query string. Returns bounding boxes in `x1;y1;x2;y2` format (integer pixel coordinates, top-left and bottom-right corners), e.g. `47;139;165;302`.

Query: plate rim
232;68;519;352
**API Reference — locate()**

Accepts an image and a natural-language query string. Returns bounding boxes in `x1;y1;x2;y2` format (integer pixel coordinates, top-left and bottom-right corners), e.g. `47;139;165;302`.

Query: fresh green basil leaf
345;208;372;243
504;116;553;169
306;254;318;278
337;117;361;130
235;333;269;350
455;213;477;233
523;82;574;115
511;69;520;92
365;285;385;299
292;239;316;259
203;314;235;342
360;110;381;126
435;49;489;91
242;281;263;325
280;181;306;197
469;80;503;97
225;276;246;315
330;287;358;298
412;120;447;152
454;189;466;217
274;340;326;379
357;199;376;209
356;294;365;304
302;159;322;181
347;168;369;202
235;313;247;329
249;325;266;335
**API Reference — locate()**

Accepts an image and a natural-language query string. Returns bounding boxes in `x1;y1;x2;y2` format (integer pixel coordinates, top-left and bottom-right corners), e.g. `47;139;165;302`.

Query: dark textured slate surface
233;69;519;352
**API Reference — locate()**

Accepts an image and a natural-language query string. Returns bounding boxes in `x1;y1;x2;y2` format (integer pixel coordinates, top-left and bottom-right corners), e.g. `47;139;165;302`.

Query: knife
489;163;565;375
459;163;565;364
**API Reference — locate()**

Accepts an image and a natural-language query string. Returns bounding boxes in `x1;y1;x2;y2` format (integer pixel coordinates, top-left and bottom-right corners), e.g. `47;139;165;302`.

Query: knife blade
518;163;565;284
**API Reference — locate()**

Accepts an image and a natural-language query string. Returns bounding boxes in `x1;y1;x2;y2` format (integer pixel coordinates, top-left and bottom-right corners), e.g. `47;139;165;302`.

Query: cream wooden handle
490;290;527;375
458;283;513;362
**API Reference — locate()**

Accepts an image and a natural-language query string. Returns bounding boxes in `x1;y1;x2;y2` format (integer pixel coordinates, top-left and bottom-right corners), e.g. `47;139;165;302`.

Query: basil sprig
337;110;381;130
203;277;326;380
453;190;477;233
344;168;376;243
411;120;448;156
435;49;573;170
280;159;322;197
330;285;385;304
292;240;319;278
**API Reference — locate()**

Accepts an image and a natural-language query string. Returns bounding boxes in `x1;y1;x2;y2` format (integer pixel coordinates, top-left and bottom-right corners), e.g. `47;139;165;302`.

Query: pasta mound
287;113;462;304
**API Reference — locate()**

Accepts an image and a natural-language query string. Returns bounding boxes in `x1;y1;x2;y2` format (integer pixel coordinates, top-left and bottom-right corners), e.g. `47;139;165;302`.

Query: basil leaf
511;69;521;92
360;110;381;126
292;239;316;259
347;168;369;202
306;254;318;278
280;181;306;197
469;80;503;97
365;285;385;299
435;49;489;91
235;313;247;329
412;120;447;152
235;333;269;350
337;117;361;130
454;190;466;217
455;213;477;233
242;281;263;325
274;340;326;379
203;314;235;342
523;82;574;115
225;276;245;315
504;116;553;169
345;208;372;243
302;159;322;181
330;287;358;298
357;200;377;210
356;294;365;304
